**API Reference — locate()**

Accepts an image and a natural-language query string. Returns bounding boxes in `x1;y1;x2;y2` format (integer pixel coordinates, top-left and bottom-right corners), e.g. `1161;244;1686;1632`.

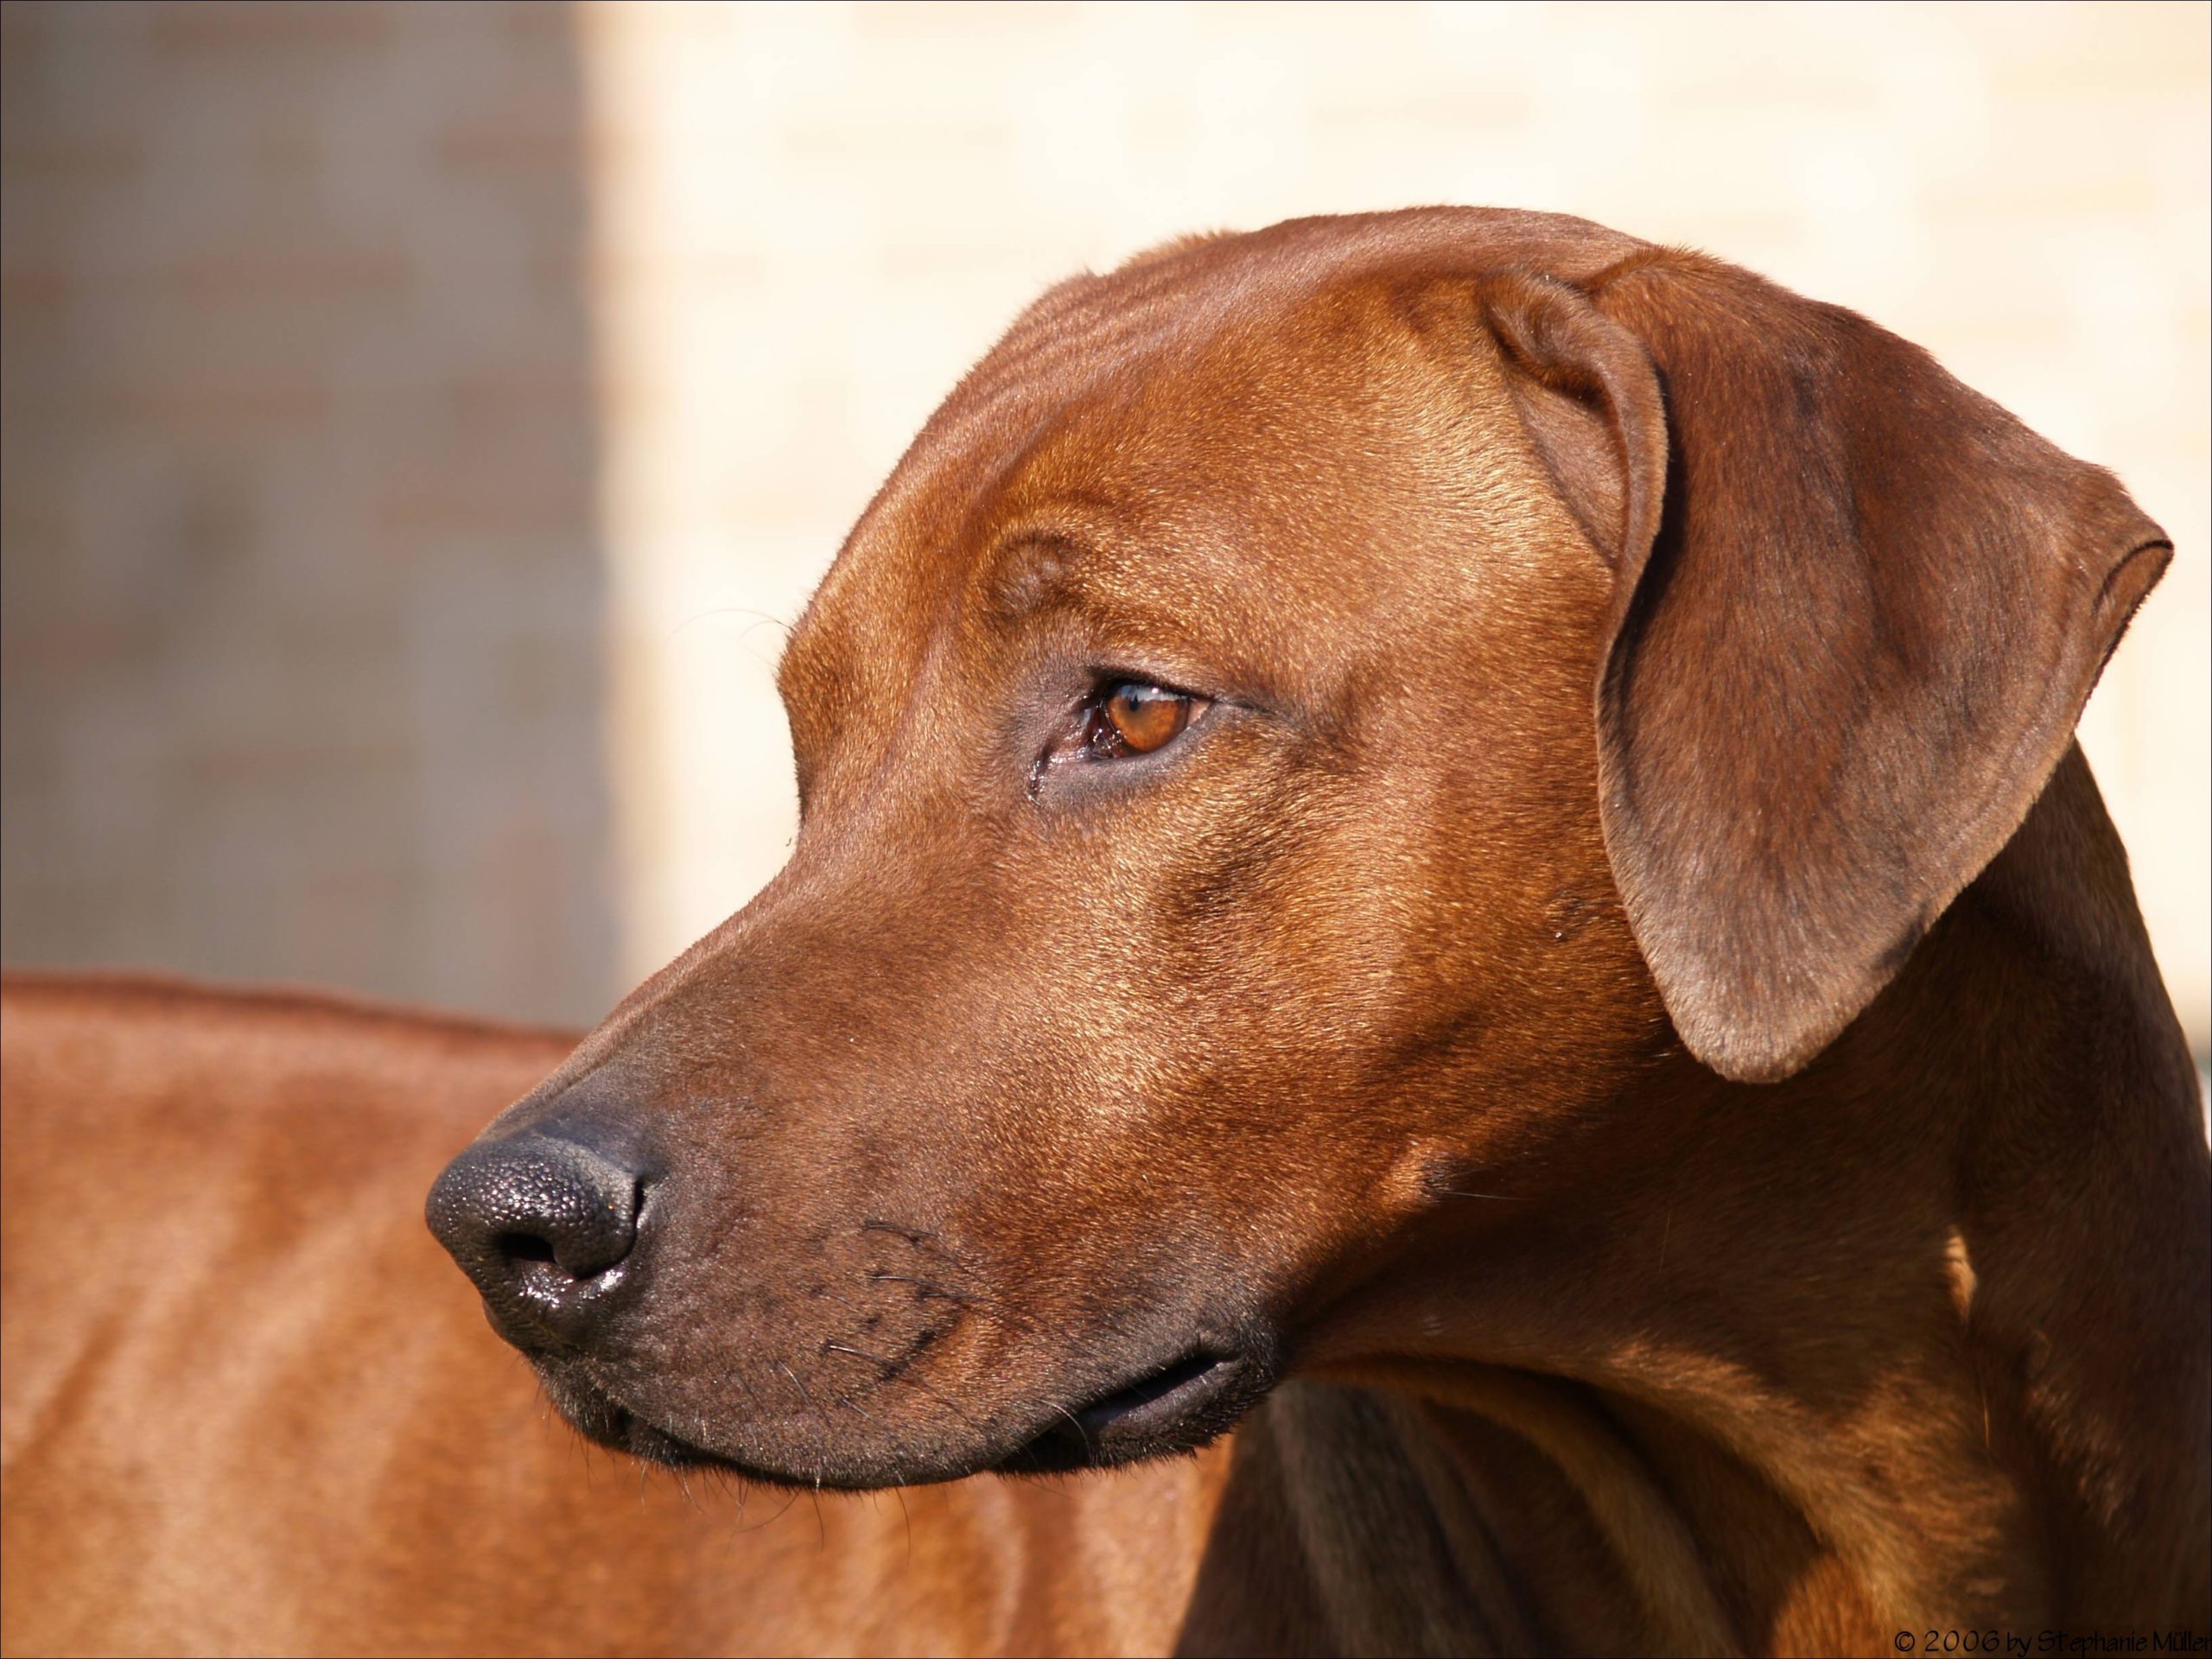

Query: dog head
428;208;2165;1487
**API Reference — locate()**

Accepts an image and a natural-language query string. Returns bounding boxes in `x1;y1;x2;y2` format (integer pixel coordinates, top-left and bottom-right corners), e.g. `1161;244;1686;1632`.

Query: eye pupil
1102;682;1193;755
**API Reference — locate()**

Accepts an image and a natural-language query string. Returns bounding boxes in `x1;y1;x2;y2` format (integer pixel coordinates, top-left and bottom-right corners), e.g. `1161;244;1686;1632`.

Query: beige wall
4;2;2205;1052
582;0;2210;1048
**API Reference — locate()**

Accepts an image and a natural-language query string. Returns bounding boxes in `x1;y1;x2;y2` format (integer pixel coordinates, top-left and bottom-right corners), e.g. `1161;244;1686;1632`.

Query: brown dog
3;207;2206;1656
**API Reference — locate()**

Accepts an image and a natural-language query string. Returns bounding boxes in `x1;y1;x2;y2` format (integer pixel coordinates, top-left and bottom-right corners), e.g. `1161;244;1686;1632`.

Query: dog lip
1071;1349;1243;1437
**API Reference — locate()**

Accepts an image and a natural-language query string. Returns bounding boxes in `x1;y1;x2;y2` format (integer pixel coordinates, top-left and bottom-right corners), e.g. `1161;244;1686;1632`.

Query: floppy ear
1480;254;2171;1084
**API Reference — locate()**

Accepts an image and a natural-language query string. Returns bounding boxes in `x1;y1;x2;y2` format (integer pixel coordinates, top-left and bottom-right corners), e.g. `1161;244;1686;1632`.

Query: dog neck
1287;749;2209;1652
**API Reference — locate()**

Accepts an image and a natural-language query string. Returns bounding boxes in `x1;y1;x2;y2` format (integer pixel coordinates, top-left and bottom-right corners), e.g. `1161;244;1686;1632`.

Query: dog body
3;209;2206;1656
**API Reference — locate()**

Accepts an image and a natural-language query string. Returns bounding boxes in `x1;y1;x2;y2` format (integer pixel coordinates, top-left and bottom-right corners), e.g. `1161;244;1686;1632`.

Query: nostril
497;1212;632;1282
497;1231;559;1267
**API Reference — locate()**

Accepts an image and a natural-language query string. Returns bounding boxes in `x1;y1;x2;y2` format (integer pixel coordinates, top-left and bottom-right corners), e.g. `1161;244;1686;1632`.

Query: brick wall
0;0;617;1024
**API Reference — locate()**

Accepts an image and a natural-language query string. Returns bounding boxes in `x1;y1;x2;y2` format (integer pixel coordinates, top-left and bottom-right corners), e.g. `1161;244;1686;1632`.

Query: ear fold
1482;253;2171;1084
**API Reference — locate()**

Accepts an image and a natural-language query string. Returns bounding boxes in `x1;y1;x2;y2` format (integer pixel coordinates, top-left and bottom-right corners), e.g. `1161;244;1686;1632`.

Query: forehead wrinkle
950;335;1400;677
967;463;1168;631
783;365;1077;678
975;528;1087;630
829;250;1373;670
782;389;1128;810
942;334;1217;646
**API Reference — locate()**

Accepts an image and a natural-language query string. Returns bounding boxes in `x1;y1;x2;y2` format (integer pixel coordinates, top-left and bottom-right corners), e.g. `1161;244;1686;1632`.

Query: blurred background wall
1;1;614;1020
3;0;2206;1054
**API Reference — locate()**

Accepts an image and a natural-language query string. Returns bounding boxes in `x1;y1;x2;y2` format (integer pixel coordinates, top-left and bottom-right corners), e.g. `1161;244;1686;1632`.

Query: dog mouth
524;1341;1266;1485
1077;1349;1243;1436
996;1346;1261;1474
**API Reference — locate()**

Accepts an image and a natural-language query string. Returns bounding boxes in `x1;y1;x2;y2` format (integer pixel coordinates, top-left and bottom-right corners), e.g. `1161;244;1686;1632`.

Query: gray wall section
1;1;618;1027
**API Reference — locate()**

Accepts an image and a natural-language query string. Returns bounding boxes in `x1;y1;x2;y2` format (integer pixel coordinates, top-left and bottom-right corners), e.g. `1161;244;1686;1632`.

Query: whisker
860;1218;942;1245
1433;1187;1529;1201
730;1486;804;1537
773;1358;836;1494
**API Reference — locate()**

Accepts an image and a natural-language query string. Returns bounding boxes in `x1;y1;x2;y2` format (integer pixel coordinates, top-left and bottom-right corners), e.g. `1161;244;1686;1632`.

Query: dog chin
528;1362;715;1467
531;1364;853;1484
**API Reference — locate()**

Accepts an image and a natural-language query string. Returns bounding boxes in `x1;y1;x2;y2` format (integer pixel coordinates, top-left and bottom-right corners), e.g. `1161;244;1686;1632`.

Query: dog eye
1089;680;1205;760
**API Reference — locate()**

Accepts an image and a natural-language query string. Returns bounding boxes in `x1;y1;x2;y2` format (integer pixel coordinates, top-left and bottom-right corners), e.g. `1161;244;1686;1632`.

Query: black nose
426;1129;646;1339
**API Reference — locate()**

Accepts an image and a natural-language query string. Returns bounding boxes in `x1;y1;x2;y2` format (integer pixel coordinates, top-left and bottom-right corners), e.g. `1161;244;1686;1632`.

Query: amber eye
1093;680;1202;759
